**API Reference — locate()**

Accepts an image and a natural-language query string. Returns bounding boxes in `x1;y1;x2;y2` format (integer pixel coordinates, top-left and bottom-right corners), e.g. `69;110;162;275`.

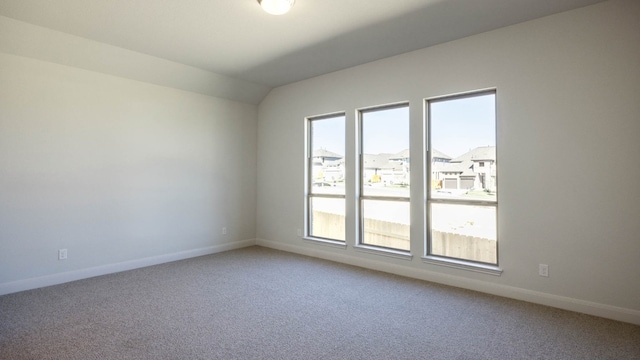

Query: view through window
359;105;410;251
427;91;497;264
304;91;498;267
307;114;346;241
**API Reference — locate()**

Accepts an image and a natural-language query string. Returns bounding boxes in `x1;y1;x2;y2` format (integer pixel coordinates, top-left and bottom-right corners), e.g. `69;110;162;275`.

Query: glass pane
361;106;410;198
429;93;496;202
362;199;410;251
310;197;345;241
430;203;497;264
310;116;345;195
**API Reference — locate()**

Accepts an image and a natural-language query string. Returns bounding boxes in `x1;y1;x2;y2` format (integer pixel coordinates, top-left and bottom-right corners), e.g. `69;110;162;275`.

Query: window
306;114;346;242
358;104;410;252
426;91;498;265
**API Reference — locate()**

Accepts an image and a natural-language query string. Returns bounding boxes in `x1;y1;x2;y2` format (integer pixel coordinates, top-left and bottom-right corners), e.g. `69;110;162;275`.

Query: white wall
0;15;270;105
256;0;640;324
0;52;258;291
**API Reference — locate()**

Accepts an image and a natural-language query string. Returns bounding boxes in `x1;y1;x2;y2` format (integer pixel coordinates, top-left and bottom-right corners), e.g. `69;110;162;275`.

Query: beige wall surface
256;0;640;322
0;53;258;286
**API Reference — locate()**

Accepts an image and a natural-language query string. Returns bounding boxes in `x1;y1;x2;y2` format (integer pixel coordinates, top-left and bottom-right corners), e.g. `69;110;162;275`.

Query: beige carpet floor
1;246;639;359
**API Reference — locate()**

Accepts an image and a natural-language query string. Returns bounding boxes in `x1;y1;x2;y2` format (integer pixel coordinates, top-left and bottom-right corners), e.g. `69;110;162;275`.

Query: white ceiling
0;0;605;92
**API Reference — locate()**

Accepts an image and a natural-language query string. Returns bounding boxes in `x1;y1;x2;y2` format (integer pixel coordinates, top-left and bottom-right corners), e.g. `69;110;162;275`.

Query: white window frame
423;90;502;275
304;113;347;247
356;103;412;258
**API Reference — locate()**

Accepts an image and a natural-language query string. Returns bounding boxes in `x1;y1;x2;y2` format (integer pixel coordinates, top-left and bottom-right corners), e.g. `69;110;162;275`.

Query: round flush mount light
258;0;295;15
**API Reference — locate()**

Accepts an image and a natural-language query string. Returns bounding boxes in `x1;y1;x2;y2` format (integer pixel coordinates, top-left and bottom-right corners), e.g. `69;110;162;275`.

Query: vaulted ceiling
0;0;605;103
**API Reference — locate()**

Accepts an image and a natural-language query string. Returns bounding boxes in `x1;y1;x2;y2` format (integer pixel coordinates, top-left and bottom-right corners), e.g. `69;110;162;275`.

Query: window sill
422;255;502;276
303;237;347;249
354;245;413;261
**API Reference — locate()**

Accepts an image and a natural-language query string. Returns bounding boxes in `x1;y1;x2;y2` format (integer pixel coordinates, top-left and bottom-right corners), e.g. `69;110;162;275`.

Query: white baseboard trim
0;239;256;296
256;238;640;325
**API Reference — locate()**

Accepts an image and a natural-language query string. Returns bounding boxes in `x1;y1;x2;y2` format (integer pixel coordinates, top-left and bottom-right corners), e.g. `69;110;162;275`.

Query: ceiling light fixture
258;0;295;15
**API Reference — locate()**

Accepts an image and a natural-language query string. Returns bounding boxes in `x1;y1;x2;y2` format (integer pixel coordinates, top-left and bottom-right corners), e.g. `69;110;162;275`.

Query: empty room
1;0;639;359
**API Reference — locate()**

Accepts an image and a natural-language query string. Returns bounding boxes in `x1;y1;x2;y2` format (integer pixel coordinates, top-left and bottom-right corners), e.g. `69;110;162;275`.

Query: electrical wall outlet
222;227;227;235
58;249;67;260
539;264;549;277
